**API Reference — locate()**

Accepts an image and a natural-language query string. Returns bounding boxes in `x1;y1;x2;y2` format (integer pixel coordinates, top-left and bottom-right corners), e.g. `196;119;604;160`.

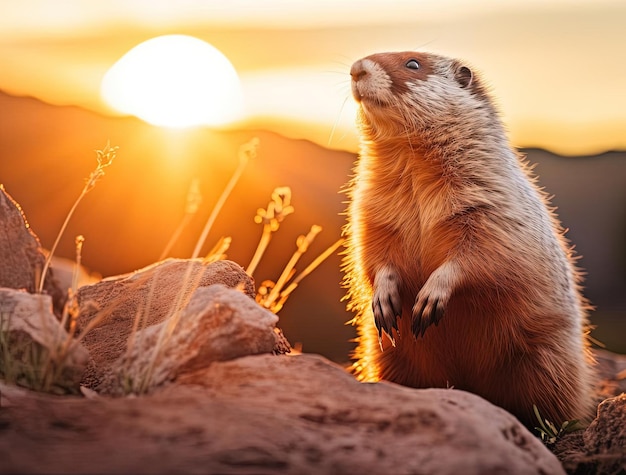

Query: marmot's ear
454;64;473;89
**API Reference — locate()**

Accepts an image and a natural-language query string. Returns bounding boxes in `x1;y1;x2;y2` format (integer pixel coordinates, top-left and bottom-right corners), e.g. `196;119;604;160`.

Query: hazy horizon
1;1;625;156
1;89;625;357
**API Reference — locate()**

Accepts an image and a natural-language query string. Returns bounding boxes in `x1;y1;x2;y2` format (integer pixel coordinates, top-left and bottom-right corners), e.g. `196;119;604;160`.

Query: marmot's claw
412;292;446;339
373;296;399;350
372;275;402;350
411;264;453;338
376;328;396;351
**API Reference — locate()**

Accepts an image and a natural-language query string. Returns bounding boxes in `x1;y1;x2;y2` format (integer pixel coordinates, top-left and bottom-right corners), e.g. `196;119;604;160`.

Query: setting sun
100;35;243;128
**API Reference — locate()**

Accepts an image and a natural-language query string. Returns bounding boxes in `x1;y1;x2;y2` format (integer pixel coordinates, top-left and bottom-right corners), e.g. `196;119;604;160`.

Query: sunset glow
101;35;243;128
0;1;624;154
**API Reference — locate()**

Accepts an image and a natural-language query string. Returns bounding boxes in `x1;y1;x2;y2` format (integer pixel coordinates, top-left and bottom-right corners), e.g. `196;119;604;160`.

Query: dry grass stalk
37;143;118;293
24;137;343;395
257;225;324;312
246;186;294;276
58;235;84;337
37;235;89;393
272;237;345;312
203;236;232;264
190;137;259;260
127;137;259;394
159;178;203;260
131;261;209;394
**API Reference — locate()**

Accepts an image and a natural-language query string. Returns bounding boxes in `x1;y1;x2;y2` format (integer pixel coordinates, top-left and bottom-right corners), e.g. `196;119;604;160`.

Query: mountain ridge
1;89;624;358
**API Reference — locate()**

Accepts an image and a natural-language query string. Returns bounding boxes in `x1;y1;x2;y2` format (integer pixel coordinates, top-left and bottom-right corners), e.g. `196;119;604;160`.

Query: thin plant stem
190;138;258;260
0;308;17;384
203;236;232;263
278;237;344;302
137;261;206;394
71;235;84;299
37;294;65;392
159;178;202;260
122;264;170;384
246;223;272;276
38;195;84;293
137;139;257;394
264;225;322;309
159;213;194;261
246;187;294;276
43;236;85;391
75;306;116;345
37;143;117;293
59;235;84;334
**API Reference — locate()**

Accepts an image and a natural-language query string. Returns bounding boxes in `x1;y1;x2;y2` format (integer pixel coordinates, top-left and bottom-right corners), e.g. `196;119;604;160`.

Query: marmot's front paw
372;266;402;346
411;277;449;338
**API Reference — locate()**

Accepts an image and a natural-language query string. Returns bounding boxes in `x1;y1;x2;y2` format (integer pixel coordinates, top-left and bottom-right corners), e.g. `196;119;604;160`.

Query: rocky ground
1;186;625;475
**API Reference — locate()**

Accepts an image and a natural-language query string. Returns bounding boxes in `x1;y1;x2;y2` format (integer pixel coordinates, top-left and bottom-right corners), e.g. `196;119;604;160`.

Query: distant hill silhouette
1;90;624;358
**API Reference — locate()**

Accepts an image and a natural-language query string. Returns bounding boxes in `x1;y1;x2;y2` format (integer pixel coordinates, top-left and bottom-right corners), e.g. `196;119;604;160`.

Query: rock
0;186;65;315
594;348;626;401
584;394;626;473
555;393;626;475
550;349;626;474
100;284;281;395
0;353;565;474
75;258;257;388
50;256;101;294
0;288;89;394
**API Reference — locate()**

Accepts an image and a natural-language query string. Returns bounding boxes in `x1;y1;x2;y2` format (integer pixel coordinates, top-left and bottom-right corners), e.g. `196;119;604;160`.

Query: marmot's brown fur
343;51;595;428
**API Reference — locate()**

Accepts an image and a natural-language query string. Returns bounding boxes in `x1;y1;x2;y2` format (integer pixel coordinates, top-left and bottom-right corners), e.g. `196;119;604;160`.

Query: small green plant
0;308;20;385
0;301;81;395
0;318;46;390
37;142;118;293
533;404;582;445
1;235;93;394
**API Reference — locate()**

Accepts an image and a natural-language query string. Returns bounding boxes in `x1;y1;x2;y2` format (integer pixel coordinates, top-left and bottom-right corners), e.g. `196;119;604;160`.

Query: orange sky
1;0;625;156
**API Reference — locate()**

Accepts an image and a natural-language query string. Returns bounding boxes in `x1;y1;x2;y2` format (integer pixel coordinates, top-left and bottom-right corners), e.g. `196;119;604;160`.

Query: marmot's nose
350;60;368;82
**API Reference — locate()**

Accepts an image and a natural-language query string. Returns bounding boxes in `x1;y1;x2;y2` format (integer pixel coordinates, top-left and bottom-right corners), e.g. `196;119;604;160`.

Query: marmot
342;51;595;428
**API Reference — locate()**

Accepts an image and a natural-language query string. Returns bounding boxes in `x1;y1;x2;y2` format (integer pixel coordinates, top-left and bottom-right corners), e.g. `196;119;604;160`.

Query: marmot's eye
406;59;420;70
